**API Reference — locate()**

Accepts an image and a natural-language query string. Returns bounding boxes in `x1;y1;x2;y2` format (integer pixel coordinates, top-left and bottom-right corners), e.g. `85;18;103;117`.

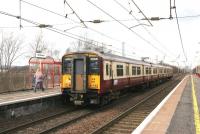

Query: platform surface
0;88;61;106
166;76;196;134
133;75;200;134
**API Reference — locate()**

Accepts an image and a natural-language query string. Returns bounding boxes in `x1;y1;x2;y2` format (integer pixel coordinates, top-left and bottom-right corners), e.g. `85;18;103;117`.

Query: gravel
54;79;180;134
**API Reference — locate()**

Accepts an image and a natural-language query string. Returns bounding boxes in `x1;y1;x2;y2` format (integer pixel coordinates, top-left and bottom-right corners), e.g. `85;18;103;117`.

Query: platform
0;88;61;107
133;75;200;134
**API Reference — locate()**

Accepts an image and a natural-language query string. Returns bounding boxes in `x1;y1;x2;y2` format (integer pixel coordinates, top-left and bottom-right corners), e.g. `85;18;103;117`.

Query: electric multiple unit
61;51;173;105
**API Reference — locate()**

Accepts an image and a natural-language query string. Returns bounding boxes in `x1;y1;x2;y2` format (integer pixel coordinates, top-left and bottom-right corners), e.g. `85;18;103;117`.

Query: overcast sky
0;0;200;68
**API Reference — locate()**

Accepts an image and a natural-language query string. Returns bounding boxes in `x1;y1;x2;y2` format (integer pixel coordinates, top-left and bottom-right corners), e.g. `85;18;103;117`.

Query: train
193;65;200;77
61;51;173;105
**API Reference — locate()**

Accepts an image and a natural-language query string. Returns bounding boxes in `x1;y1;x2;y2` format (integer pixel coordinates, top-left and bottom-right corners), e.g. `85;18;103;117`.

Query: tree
66;34;104;52
47;48;60;60
67;39;106;53
30;32;47;57
29;33;60;59
52;49;60;60
0;33;23;72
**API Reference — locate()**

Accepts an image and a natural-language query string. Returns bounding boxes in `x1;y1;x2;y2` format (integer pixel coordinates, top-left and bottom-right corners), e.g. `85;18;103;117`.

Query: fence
0;68;30;93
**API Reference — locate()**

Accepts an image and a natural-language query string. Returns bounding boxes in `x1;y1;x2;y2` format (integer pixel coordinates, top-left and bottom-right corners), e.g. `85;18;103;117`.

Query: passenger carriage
61;51;173;105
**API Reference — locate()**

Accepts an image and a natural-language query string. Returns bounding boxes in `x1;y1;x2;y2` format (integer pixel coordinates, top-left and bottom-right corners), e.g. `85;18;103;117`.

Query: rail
90;76;182;134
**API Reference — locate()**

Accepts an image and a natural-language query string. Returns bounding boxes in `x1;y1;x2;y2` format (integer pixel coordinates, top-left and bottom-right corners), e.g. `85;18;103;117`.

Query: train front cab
61;53;101;105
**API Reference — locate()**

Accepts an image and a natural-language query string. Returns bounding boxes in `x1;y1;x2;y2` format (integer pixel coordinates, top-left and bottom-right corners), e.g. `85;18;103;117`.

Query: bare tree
47;48;60;60
30;32;48;57
66;34;104;52
0;33;23;72
52;49;60;60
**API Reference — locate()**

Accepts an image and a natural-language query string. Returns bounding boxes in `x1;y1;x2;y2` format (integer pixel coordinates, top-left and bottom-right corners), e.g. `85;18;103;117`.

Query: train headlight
80;94;83;98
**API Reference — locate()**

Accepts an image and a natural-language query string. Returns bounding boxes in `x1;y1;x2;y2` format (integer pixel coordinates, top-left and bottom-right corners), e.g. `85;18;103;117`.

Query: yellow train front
61;51;101;105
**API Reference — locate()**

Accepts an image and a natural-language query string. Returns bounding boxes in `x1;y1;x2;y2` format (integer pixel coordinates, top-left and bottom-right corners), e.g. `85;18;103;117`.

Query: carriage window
106;63;109;76
164;69;167;73
145;67;149;74
132;66;137;75
149;68;152;74
153;68;157;74
117;65;123;76
159;69;163;73
62;58;72;74
89;59;99;74
137;67;141;75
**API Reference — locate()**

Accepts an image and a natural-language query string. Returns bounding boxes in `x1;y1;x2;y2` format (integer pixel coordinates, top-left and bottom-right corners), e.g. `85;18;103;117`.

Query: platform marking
132;76;188;134
191;76;200;134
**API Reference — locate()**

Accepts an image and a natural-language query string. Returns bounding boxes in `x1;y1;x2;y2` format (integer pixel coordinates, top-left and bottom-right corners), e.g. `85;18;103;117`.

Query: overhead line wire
86;0;169;56
174;0;187;62
129;0;153;26
20;0;186;60
19;0;167;56
21;0;80;24
0;10;124;55
20;0;126;53
0;10;125;54
21;0;120;51
63;1;138;53
178;14;200;19
64;25;137;53
64;1;88;28
113;0;177;59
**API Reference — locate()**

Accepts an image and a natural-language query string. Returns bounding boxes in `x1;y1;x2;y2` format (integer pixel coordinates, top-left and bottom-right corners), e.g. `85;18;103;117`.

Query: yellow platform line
191;76;200;134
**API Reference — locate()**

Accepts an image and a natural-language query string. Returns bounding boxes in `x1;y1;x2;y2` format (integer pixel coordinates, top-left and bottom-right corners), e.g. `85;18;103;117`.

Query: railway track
0;91;137;134
91;76;182;134
37;93;139;134
1;76;183;134
3;108;96;134
0;106;77;134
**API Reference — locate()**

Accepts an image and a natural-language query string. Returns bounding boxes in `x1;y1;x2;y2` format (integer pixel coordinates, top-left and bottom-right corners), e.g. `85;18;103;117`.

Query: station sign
36;53;46;58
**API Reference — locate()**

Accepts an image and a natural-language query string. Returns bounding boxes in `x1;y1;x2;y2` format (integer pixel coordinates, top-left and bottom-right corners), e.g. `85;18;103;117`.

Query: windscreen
89;57;99;74
62;58;72;74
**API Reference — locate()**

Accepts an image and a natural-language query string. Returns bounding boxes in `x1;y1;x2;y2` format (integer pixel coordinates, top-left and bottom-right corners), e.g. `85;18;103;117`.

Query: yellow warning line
191;76;200;134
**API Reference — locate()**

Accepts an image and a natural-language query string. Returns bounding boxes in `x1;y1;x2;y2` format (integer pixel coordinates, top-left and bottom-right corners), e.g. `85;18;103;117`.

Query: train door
72;57;87;92
75;59;84;91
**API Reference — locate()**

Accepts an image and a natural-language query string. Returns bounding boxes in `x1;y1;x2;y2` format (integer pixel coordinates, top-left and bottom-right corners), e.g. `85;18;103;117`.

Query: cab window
62;58;72;74
89;58;100;74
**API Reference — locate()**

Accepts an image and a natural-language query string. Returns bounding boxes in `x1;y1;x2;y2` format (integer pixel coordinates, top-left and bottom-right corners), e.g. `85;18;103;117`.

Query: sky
0;0;200;68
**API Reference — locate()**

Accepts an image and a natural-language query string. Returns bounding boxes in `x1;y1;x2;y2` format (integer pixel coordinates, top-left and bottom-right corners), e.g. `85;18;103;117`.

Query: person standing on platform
34;68;44;92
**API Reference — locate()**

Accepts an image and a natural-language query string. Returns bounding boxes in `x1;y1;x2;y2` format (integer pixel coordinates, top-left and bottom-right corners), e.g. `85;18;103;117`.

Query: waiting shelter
29;56;61;89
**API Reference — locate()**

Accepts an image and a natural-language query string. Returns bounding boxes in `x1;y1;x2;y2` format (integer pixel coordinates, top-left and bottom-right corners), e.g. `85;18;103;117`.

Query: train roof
64;50;172;69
